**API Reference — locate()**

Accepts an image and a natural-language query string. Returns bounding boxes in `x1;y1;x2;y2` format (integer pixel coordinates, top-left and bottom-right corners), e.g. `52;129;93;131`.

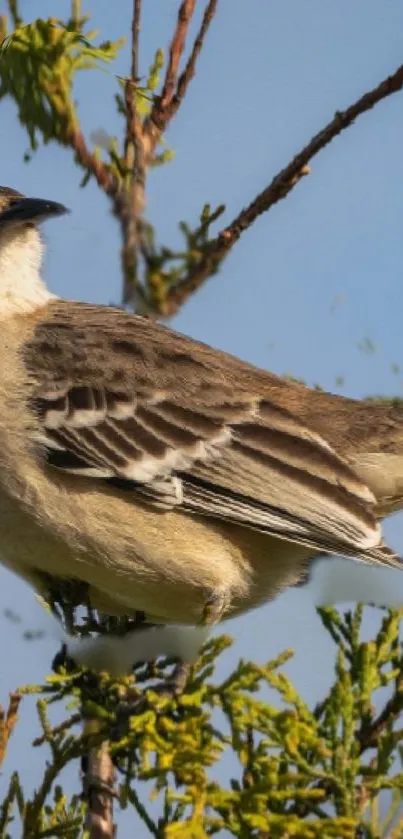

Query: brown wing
22;301;397;566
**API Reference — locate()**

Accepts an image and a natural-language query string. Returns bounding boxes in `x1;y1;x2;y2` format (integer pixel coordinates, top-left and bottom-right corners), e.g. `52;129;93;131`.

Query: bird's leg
167;661;190;695
202;586;231;625
109;590;231;738
168;586;231;695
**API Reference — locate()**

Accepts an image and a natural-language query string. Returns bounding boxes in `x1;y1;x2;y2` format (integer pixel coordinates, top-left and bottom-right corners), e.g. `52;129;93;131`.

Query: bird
1;183;403;677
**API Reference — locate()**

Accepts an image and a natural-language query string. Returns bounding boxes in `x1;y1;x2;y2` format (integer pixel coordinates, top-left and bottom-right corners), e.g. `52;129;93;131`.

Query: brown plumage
0;186;403;637
21;300;398;565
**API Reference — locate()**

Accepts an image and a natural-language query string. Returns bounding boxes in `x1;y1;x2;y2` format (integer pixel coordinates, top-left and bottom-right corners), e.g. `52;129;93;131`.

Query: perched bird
1;184;403;676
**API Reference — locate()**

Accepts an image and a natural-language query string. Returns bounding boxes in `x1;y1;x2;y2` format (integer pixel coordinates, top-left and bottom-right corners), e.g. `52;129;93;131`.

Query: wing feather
22;301;399;567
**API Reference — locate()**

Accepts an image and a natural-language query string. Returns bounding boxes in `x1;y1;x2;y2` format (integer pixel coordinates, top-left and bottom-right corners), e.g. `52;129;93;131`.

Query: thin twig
161;60;403;316
127;786;160;837
124;0;142;164
143;0;217;156
23;759;67;836
173;0;218;113
121;0;146;304
356;675;403;752
160;0;196;109
68;0;218;311
0;693;21;770
71;0;81;26
68;126;119;198
290;674;403;820
32;712;81;748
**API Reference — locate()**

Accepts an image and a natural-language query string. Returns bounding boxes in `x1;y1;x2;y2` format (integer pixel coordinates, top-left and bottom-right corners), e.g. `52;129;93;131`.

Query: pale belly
0;476;313;625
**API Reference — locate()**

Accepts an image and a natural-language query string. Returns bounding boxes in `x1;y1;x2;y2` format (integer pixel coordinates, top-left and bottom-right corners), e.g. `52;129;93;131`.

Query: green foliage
0;0;223;312
116;48;165;120
0;1;172;182
140;202;226;313
0;0;173;194
2;609;403;837
0;9;124;156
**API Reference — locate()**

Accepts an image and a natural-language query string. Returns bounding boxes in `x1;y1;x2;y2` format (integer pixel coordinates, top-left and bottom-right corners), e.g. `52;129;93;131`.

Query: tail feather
359;540;403;570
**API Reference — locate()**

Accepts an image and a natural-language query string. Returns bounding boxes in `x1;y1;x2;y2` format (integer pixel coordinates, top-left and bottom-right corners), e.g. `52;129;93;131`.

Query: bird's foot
201;586;231;626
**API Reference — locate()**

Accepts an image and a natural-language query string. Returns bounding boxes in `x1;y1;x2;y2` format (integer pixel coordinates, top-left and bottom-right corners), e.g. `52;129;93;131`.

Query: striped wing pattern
23;302;400;569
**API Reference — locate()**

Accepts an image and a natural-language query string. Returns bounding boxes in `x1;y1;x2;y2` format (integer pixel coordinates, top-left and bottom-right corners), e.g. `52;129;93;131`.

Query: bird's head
0;186;68;234
0;187;69;312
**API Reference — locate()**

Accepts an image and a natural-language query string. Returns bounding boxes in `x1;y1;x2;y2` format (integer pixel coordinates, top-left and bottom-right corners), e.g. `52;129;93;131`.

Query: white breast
0;226;57;314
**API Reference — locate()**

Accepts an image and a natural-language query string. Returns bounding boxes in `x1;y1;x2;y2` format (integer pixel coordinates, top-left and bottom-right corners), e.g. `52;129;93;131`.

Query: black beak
0;197;69;225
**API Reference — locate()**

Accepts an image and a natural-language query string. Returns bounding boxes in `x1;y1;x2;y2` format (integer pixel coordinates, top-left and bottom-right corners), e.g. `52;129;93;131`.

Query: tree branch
356;674;403;752
121;0;146;305
143;0;217;158
119;0;219;309
124;0;142;174
174;0;218;110
83;719;117;839
67;126;119;197
0;693;21;771
160;0;196;109
161;60;403;316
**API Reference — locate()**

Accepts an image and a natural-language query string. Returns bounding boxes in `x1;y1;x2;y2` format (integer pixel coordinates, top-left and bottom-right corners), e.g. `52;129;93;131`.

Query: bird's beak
0;197;69;226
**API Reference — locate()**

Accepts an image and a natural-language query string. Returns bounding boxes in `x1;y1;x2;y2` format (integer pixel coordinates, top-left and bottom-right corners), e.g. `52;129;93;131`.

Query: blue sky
2;0;403;830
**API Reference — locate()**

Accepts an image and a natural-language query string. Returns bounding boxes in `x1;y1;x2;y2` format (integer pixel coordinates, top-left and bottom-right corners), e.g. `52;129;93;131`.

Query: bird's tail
359;540;403;570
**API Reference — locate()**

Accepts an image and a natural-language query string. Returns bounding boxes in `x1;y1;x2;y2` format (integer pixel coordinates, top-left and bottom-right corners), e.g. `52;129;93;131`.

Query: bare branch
125;0;141;160
119;0;219;308
161;60;403;316
175;0;218;110
121;0;146;304
68;126;119;197
160;0;196;109
143;0;217;157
